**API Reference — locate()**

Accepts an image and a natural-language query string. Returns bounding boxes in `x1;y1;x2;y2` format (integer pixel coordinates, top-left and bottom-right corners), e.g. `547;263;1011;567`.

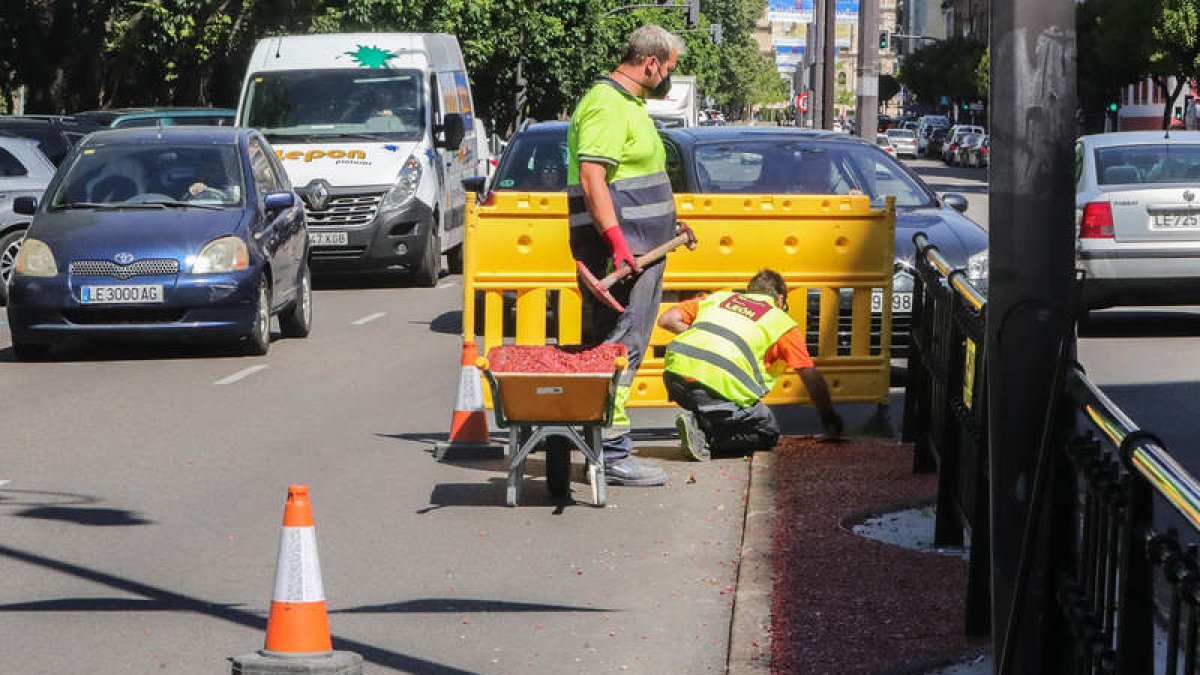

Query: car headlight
191;236;249;274
13;238;57;277
380;155;422;212
966;250;988;284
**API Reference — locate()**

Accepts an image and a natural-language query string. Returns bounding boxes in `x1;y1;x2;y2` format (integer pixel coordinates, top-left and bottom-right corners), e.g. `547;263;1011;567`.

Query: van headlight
191;236;249;274
966;250;988;285
381;155;422;212
13;238;57;277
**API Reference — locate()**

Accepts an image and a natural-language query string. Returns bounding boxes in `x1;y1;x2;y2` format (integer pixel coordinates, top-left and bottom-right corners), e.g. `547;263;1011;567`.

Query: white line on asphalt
352;312;386;325
214;365;268;385
437;281;459;289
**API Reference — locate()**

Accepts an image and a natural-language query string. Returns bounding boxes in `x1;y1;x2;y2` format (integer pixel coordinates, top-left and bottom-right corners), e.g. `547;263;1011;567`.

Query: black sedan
481;124;988;360
7;127;310;359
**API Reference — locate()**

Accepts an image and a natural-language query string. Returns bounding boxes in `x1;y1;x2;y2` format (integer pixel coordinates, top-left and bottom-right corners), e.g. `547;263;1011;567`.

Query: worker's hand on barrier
602;225;639;272
676;220;697;250
817;409;844;443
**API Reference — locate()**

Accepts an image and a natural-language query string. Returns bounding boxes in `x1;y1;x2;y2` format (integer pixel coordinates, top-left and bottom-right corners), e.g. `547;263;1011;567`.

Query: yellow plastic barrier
461;191;895;407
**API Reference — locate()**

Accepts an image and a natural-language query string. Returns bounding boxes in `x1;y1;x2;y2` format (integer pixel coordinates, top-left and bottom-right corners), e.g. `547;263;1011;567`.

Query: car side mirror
942;193;969;213
437;113;467;150
462;176;486;195
13;196;37;215
263;191;295;211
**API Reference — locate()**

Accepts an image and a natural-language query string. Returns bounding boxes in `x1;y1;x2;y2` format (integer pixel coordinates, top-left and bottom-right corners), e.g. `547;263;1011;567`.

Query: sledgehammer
577;222;697;313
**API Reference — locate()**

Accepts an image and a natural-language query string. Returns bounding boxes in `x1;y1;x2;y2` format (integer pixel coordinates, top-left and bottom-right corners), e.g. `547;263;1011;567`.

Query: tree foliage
895;37;986;109
0;0;785;133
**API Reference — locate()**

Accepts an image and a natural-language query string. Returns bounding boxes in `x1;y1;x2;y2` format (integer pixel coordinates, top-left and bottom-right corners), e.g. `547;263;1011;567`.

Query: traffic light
962;102;969;111
686;0;701;28
1106;102;1118;112
878;30;889;50
709;23;723;45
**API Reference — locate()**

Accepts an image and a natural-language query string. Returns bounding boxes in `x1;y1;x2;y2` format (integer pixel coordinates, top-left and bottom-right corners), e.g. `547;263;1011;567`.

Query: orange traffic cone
263;485;331;654
230;486;362;675
434;339;502;460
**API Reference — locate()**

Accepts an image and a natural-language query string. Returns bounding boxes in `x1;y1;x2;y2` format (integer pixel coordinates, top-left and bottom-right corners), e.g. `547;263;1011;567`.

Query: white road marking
0;480;9;487
214;365;268;386
437;281;459;289
352;312;386;325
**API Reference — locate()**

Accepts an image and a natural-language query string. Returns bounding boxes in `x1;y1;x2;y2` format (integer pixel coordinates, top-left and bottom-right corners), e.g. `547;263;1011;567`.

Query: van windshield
242;69;425;142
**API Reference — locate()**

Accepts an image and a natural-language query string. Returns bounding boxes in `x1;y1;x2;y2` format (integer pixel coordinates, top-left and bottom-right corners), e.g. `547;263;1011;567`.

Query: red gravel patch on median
770;437;986;674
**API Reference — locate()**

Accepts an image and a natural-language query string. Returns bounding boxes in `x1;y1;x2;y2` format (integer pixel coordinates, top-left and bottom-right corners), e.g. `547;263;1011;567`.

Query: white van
645;75;698;128
237;33;478;286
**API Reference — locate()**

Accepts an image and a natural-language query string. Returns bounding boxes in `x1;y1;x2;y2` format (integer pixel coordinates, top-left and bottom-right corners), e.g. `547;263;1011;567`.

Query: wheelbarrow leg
506;424;531;507
587;426;607;507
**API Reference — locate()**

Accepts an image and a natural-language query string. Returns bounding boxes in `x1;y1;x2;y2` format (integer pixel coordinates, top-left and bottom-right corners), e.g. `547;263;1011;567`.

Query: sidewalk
730;436;991;675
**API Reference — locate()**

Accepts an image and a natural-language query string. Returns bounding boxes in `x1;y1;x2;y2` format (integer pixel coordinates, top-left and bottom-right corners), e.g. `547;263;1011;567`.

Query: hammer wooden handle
602;232;695;287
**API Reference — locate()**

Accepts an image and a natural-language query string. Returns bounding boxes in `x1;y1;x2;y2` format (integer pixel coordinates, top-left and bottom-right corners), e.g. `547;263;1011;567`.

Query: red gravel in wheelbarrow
485;343;627;373
770;437;987;674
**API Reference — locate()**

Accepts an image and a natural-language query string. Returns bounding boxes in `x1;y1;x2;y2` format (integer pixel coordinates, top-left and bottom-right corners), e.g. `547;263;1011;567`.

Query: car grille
310;246;369;259
804;290;911;359
70;259;179;280
305;192;384;227
64;308;186;324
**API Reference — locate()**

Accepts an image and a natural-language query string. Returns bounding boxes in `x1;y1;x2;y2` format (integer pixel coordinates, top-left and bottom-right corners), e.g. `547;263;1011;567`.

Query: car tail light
948;143;957;151
1080;202;1115;239
981;146;989;156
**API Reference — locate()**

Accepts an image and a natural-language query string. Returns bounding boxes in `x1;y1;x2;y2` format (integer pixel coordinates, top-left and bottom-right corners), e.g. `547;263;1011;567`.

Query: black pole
821;0;836;128
987;0;1077;672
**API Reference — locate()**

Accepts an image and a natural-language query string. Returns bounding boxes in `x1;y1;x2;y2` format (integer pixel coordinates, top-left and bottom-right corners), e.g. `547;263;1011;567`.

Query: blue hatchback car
6;127;310;359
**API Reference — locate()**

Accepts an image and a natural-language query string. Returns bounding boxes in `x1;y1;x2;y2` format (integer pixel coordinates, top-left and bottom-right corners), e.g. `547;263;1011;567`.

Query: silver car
885;128;918;158
0;137;55;305
1075;131;1200;309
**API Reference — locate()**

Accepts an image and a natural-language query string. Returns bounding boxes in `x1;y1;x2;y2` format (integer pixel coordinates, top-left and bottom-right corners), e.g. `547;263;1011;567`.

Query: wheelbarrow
477;346;628;507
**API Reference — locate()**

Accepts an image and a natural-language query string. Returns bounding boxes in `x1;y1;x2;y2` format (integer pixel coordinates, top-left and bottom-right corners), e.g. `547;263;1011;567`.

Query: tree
895;37;986;110
1150;0;1200;129
878;74;900;103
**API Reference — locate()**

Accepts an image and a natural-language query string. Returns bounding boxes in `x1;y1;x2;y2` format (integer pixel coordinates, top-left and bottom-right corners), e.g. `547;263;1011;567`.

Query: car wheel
446;244;464;275
243;277;271;356
412;223;441;288
0;228;26;306
11;341;49;362
278;264;312;339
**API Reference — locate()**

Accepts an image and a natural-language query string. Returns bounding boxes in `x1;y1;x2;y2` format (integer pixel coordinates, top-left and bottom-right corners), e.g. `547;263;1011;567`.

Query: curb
727;451;775;674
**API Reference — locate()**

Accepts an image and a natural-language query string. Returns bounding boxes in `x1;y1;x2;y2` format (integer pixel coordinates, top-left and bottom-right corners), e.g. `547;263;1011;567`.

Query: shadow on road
0;488;152;526
1080;308;1200;338
331;598;611;614
0;543;487;674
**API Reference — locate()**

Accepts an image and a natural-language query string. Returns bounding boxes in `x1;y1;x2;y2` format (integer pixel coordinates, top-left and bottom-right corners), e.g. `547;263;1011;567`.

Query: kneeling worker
658;269;843;460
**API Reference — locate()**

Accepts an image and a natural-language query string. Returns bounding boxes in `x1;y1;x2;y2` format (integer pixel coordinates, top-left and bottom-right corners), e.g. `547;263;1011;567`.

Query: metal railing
904;231;1200;673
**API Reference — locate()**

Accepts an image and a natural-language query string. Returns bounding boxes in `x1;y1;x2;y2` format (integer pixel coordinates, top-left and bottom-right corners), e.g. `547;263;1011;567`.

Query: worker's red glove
602;226;638;272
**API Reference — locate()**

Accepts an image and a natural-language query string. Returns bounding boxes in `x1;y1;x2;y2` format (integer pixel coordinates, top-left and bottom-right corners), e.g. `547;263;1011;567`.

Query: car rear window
693;140;932;207
887;130;916;139
493;133;568;191
1095;144;1200;185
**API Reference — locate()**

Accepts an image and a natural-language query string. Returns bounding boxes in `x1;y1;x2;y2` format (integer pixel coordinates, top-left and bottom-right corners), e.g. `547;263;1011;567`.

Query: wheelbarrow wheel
546;440;572;499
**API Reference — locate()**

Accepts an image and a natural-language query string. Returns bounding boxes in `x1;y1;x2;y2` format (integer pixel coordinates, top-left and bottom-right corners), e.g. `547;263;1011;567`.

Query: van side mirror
462;176;486;195
942;193;969;213
263;191;295;211
13;196;37;215
437;113;467;150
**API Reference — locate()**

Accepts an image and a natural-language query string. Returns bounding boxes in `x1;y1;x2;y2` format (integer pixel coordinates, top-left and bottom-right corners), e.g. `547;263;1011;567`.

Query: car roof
515;121;569;135
72;108;236;124
80;126;250;145
1079;131;1200;147
661;126;871;146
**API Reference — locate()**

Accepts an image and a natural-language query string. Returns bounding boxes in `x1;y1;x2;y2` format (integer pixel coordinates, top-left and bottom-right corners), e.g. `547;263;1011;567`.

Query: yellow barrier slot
462;191;895;407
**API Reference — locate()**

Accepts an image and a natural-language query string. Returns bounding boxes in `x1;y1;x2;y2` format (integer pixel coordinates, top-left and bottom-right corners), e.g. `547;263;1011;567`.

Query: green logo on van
344;45;398;69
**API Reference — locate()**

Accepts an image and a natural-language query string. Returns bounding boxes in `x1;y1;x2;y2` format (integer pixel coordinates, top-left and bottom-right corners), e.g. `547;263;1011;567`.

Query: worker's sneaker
676;412;711;461
604;457;667;487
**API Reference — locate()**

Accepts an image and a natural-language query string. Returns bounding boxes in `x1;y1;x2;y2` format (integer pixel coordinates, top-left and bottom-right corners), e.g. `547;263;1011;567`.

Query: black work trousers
663;371;781;454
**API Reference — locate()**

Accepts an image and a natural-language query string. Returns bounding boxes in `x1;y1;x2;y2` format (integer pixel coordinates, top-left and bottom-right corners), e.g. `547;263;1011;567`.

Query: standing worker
567;25;683;486
658;270;844;460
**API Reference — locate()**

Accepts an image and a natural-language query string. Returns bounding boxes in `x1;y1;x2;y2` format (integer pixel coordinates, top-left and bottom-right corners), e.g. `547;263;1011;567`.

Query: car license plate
871;290;913;313
1151;212;1200;229
309;231;348;246
80;285;164;304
